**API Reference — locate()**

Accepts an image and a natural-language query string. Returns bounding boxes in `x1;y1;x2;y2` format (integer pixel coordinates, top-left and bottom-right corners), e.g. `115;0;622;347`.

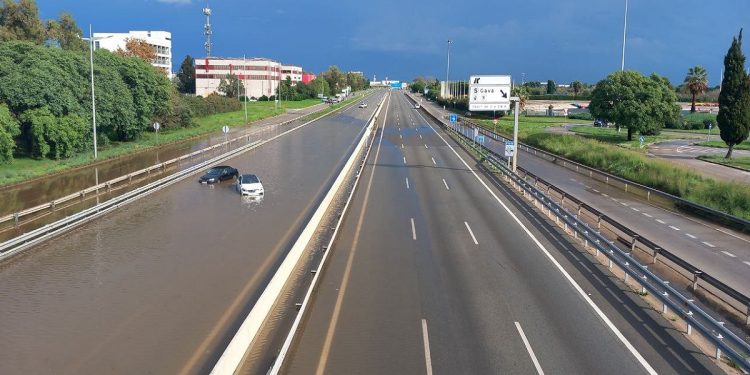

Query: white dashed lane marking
669;226;680;231
703;241;716;248
656;219;666;224
721;251;737;258
685;233;697;239
642;213;653;218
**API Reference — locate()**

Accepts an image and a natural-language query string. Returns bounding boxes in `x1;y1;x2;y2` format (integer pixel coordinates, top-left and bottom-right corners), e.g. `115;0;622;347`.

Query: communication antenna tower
203;3;212;57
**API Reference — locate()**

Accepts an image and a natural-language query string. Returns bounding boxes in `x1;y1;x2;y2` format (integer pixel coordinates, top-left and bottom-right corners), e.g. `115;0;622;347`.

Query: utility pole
621;0;628;71
89;25;98;160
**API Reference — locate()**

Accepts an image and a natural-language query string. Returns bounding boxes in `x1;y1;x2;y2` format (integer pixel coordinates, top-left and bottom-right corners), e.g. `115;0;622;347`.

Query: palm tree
512;85;529;112
684;66;708;113
571;81;583;99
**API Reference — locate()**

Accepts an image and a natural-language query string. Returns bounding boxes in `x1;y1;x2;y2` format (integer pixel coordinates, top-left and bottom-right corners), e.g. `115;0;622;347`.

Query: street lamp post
621;0;628;71
89;24;98;160
445;40;452;98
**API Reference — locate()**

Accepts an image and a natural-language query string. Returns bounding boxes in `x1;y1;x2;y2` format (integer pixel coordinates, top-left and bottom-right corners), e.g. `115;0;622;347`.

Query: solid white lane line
515;322;545;375
464;222;479;245
411;218;417;240
656;219;666;224
669;226;680;231
686;233;697;239
413;107;657;375
642;213;653;218
404;156;407;164
431;157;437;165
721;251;737;258
421;319;434;375
443;178;450;190
406;178;410;190
703;241;716;248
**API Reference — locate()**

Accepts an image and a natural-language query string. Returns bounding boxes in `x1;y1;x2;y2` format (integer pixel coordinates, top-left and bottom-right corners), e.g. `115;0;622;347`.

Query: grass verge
569;126;678;149
0;99;323;187
697;155;750;172
696;140;750;151
473;116;589;139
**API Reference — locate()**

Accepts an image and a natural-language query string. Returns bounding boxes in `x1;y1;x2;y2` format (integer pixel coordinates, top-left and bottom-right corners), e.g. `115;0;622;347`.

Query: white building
92;31;172;76
195;57;281;98
281;65;303;85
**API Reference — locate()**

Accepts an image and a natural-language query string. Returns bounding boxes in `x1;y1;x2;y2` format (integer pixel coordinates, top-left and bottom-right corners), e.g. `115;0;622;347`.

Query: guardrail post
647;190;651;201
691;271;703;291
14;212;19;227
746;305;750;326
686;311;693;335
597;215;602;230
661;291;668;314
577;204;582;216
651;248;661;264
715;334;723;360
50;201;55;211
625;183;629;192
630;235;639;252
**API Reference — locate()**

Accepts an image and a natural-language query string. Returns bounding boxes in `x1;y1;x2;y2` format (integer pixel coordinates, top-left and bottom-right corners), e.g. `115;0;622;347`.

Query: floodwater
0;104;326;217
0;93;384;375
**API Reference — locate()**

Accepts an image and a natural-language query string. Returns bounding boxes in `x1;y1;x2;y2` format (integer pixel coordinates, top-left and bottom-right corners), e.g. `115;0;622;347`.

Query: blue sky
37;0;749;86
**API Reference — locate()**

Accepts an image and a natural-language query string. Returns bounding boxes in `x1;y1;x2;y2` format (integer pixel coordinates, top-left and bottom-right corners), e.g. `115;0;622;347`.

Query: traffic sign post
449;113;458;123
153;122;160;144
505;140;515;168
708;123;713;142
639;135;645;148
222;125;230;145
469;75;511;111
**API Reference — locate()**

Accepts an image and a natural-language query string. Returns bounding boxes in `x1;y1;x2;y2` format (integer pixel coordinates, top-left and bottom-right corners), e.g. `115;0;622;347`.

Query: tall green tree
684;65;708;113
217;73;243;99
0;0;45;44
590;70;679;141
175;55;195;94
718;30;750;159
571;80;583;99
321;66;346;94
0;103;20;163
546;80;556;95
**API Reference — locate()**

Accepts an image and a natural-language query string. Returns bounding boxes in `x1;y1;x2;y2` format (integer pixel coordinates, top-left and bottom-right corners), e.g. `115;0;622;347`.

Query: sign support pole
512;98;519;172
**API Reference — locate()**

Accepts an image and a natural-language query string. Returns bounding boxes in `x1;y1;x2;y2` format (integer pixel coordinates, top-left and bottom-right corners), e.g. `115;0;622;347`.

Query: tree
546;80;556;95
684;66;708;113
0;103;20;163
410;77;427;94
590;70;679;141
175;55;195;94
571;80;583;99
0;0;45;44
278;76;294;101
320;66;346;94
116;38;156;63
217;73;243;99
55;12;85;51
308;76;330;97
512;85;530;112
19;106;87;159
717;29;750;159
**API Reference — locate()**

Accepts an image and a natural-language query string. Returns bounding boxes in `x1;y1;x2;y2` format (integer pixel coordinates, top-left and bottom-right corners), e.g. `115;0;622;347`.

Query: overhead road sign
469;75;511;111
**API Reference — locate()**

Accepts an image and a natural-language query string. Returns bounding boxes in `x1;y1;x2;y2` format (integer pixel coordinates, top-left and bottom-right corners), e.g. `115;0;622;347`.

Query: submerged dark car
199;166;239;184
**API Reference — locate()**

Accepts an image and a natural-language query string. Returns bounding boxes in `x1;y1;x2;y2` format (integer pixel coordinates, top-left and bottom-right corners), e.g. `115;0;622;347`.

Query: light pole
243;55;248;123
89;24;98;160
445;40;452;98
621;0;628;71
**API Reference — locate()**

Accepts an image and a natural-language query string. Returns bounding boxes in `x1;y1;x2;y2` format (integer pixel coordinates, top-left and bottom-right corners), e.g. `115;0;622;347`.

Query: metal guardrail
0;94;373;261
0;94;370;232
412;94;750;371
457;115;750;234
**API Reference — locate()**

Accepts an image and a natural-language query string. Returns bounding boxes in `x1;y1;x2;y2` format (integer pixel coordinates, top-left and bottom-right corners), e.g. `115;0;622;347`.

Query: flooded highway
0;103;327;217
0;91;385;375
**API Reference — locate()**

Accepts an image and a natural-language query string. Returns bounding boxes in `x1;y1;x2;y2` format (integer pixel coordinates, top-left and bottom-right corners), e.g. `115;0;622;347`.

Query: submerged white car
236;174;264;196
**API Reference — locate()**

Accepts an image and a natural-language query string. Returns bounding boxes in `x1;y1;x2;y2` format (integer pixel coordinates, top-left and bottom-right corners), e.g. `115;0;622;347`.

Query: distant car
359;102;368;108
414;103;421;109
236;174;264;196
464;111;473;117
199;166;238;184
593;119;609;127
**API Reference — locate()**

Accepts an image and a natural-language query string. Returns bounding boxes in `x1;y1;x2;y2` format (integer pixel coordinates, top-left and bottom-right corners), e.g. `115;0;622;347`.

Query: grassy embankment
472;117;750;220
0;99;323;187
697;155;750;172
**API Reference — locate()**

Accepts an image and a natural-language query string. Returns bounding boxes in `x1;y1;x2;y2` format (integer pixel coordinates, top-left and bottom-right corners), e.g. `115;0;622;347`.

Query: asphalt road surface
0;91;385;375
283;92;720;375
649;140;750;184
422;97;750;297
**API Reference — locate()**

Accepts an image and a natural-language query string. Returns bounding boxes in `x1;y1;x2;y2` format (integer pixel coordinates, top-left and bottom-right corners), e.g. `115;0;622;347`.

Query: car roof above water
240;174;259;183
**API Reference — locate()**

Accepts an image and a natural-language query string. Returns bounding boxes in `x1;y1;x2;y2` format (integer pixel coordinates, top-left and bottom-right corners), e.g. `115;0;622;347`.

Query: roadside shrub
20;106;88;159
183;94;241;117
259;95;269;102
568;112;593;120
